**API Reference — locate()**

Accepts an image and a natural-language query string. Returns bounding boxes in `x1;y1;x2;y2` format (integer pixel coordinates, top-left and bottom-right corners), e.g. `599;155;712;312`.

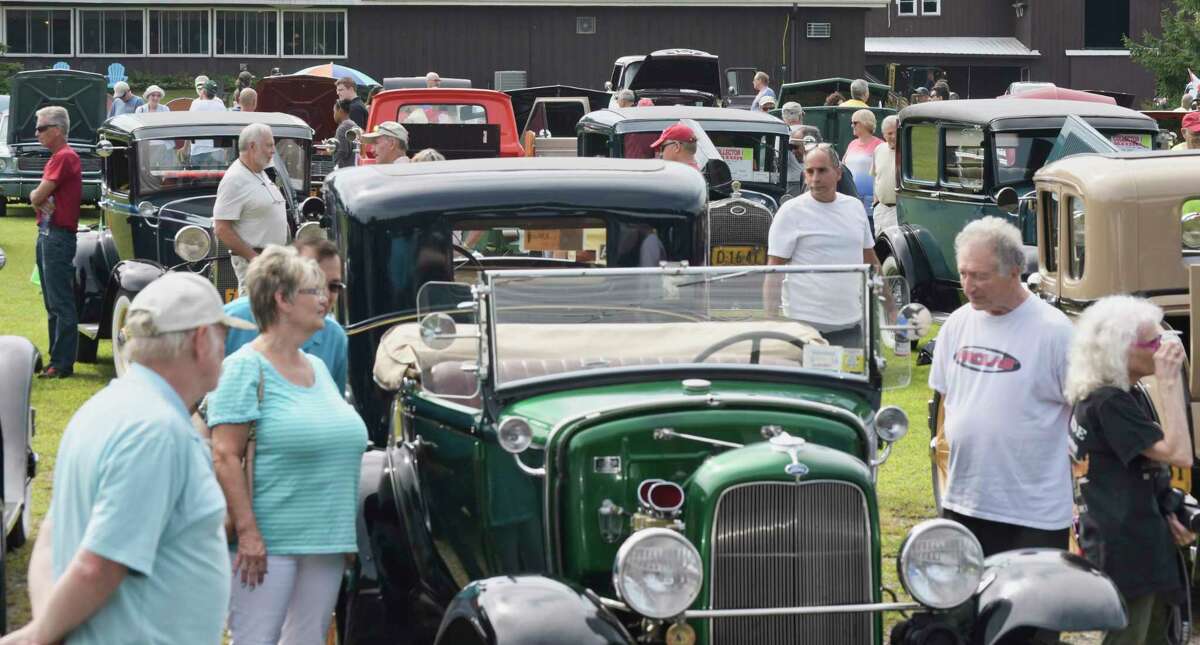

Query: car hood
506;85;613;133
8;70;107;146
627;51;722;99
256;75;339;141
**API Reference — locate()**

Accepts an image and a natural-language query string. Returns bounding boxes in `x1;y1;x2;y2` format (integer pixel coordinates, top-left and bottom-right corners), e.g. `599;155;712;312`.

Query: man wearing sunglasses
220;238;349;396
649;122;700;171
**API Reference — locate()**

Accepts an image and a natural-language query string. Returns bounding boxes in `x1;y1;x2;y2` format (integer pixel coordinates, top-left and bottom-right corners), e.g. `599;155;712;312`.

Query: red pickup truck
360;88;524;162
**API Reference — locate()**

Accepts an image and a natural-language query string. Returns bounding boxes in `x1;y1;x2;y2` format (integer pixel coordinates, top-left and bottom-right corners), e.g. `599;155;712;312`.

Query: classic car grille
17;156;100;173
211;240;240;303
311;158;335;179
710;481;873;644
709;199;772;247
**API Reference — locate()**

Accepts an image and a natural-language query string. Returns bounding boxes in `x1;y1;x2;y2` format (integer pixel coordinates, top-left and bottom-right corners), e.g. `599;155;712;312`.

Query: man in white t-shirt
189;80;227;162
763;145;879;348
213;123;288;292
930;216;1073;556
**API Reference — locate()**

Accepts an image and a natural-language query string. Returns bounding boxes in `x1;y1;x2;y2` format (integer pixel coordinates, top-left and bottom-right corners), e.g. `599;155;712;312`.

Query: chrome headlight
1183;211;1200;250
874;406;909;443
613;528;702;619
496;417;533;454
898;519;984;609
173;225;211;263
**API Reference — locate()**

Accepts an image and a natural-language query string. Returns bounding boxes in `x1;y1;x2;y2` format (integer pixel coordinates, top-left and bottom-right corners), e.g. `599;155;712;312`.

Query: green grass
0;205;938;633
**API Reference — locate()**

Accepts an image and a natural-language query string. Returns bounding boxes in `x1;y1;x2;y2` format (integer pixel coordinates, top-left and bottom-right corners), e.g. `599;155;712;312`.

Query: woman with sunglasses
1065;295;1194;645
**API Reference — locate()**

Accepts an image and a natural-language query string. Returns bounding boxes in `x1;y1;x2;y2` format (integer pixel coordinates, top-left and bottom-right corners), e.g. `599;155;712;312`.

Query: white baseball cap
360;121;409;145
194;75;209;89
124;273;255;338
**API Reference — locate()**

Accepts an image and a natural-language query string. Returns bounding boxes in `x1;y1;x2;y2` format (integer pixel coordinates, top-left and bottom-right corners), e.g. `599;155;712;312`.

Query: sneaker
38;367;71;379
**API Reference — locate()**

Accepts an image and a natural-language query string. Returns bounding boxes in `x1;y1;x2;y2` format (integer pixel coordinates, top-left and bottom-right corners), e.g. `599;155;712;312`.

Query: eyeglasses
35;124;58;133
297;287;327;298
327;280;346;294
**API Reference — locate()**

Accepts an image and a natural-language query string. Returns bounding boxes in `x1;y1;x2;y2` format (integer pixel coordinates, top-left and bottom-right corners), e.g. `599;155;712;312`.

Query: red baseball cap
1184;111;1200;133
650;122;697;149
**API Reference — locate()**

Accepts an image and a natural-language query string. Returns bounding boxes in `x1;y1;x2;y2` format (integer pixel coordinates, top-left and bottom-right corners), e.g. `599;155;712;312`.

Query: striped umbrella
293;62;379;87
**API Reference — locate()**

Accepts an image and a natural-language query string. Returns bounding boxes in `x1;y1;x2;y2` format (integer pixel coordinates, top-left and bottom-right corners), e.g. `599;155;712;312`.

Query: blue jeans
35;226;78;373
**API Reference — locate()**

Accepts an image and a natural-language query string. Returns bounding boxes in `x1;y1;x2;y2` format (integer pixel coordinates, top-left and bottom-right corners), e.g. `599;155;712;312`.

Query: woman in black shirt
1065;295;1195;645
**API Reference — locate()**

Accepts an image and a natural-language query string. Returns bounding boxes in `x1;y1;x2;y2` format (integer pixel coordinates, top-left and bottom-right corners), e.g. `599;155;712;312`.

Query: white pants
873;202;898;234
228;553;345;645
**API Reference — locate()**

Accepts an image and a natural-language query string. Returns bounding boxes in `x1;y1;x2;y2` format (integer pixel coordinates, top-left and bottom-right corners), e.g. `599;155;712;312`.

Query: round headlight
174;225;211;263
898;519;984;609
1183;211;1200;250
0;158;8;172
497;417;533;454
613;528;702;619
874;406;909;443
137;201;158;219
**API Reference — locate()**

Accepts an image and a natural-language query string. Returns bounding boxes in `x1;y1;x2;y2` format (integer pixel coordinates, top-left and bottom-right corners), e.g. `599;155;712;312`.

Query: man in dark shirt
30;106;82;378
332;99;356;169
336;77;368;128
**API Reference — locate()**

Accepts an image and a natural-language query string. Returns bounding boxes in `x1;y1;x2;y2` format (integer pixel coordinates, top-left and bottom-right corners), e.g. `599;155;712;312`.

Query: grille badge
769;432;809;481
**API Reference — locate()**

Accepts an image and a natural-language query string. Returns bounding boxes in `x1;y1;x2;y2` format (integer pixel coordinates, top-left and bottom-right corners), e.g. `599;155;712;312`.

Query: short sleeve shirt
212;160;288;280
1070;387;1183;601
334;119;357;168
767;192;873;327
222;296;349;395
844;137;883;213
929;296;1075;529
40;145;82;231
872;143;897;205
49;364;229;645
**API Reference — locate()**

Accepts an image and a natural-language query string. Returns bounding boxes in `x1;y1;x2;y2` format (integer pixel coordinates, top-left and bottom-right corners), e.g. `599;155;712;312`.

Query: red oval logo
953;346;1022;373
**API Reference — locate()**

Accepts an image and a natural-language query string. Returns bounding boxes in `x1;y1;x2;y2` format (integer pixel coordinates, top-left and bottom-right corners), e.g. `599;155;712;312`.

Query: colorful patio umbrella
293;62;378;87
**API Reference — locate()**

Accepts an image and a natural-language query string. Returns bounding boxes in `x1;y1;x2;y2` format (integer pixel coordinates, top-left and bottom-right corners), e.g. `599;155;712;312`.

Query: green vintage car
775;78;896;156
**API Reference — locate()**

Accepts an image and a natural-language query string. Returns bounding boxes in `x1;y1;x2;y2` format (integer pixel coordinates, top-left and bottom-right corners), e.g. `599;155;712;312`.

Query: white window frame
921;0;941;16
280;8;348;59
1;6;74;58
76;8;146;58
896;0;917;16
213;8;279;59
146;8;211;58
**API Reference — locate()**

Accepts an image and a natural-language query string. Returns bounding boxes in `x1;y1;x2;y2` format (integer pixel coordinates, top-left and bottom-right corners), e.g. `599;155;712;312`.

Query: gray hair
238;122;273;153
881;114;899;132
781;102;803;122
754;71;769;84
1065;295;1163;403
850;78;869;101
245;245;325;332
238;88;258;108
412;148;445;162
954;216;1025;275
36;106;69;134
123;326;195;366
853;108;876;133
804;143;841;168
616;88;636;103
114;81;130;96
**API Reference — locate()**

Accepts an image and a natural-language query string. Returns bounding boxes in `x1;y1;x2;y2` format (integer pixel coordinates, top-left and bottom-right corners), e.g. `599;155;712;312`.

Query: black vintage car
605;49;724;107
75;111;315;375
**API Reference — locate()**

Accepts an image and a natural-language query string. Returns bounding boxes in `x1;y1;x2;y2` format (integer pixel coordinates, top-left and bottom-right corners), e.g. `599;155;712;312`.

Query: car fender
99;260;165;337
0;337;39;529
973;549;1126;644
433;575;633;645
72;227;117;326
875;225;931;290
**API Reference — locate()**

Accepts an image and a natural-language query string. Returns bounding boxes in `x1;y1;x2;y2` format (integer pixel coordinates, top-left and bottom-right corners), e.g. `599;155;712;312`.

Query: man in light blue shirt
6;273;255;644
749;71;776;112
224;238;349;394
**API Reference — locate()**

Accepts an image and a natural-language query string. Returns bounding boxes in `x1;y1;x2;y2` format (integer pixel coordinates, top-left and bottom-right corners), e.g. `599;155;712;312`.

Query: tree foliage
1126;0;1200;100
0;42;26;94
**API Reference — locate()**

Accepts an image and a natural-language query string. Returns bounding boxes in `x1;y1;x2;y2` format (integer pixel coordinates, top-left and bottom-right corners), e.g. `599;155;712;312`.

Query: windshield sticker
750;170;772;183
804;344;843;372
1109;133;1150;150
717;146;755;180
842;348;865;374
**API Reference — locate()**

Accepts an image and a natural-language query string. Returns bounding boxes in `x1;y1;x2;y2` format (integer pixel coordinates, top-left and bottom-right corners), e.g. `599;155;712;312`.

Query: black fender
72;227;118;327
433;575;633;645
875;225;931;292
99;260;165;338
972;549;1126;645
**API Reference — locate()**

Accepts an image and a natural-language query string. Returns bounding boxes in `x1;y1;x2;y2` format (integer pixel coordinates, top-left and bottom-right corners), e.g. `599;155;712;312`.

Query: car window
395;103;487;125
525;102;586;137
1067;195;1085;280
104;146;132;195
992;130;1152;187
707;131;783;185
906;124;938;184
942;127;984;192
456;217;609;267
621;132;659;160
579;132;609;157
1041;190;1059;273
136;136;307;195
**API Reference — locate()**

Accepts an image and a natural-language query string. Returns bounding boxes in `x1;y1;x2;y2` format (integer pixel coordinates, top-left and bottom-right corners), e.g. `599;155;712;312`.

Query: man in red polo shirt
650;122;701;171
30;106;82;378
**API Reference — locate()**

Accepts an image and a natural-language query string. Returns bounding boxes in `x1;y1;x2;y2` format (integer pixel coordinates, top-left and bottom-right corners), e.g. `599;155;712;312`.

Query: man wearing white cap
361;121;411;164
194;75;209;100
6;273;253;645
107;81;143;118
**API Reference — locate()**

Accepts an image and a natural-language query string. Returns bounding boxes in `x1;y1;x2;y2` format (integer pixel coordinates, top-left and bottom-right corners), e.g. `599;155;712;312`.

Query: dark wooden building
1;0;885;92
864;0;1163;103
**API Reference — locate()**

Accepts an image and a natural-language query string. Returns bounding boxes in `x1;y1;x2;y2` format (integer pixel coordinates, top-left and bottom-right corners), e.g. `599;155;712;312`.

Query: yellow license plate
710;245;767;266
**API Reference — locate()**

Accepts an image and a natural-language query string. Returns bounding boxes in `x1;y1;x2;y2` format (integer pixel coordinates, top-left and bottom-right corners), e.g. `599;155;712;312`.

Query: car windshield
136;136;308;194
992;129;1153;187
394;103;488;125
476;266;871;388
622;130;784;186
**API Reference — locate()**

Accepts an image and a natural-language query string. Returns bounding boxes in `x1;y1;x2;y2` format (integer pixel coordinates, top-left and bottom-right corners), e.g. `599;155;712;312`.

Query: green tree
1126;0;1200;101
0;42;26;94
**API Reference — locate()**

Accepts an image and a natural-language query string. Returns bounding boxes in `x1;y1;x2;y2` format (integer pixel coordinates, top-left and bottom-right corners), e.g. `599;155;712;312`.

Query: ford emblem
730;205;747;216
785;462;809;478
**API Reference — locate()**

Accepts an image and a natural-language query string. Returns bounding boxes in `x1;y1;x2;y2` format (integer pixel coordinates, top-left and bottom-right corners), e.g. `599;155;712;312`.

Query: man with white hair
616;89;637;108
108;81;143;117
749;71;775;111
426;71;442;88
194;75;209;100
361;121;411;164
5;273;253;645
841;79;870;108
235;87;258;113
930;216;1074;557
213;123;289;293
871;115;899;232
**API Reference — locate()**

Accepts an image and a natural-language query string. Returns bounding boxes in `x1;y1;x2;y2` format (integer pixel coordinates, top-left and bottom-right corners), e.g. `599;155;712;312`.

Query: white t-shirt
135;104;170;114
213;160;288;285
189;99;226;155
767;192;872;326
872;143;897;206
929;295;1074;530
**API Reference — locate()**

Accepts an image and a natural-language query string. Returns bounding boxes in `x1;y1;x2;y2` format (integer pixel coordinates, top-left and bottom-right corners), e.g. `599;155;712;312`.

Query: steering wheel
691;330;808;365
453;242;484;271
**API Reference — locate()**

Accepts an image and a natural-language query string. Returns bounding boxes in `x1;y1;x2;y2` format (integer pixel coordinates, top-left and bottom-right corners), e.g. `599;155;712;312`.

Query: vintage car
881;98;1159;313
0;69;107;212
506;85;612;157
74;111;314;375
723;66;759;110
0;246;41;633
774;78;896;156
255;74;338;187
320;157;708;442
605;49;724;108
361;88;523;161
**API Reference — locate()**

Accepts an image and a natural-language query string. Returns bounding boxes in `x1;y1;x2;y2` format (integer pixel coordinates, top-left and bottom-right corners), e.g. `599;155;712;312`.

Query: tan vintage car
930;150;1200;507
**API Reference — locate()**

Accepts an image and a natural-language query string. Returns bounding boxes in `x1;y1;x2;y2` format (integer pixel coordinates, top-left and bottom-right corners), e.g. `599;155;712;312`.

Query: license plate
710;245;766;266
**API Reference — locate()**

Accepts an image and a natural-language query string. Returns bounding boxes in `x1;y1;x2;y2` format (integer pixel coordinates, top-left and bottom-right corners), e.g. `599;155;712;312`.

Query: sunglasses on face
35;124;58;133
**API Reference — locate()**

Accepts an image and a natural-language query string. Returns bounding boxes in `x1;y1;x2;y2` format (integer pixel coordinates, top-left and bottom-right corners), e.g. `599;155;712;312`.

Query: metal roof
105;111;311;133
865;37;1040;58
899;99;1153;126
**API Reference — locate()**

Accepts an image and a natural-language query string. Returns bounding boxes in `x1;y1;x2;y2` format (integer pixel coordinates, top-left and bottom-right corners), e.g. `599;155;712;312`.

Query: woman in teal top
208;245;367;644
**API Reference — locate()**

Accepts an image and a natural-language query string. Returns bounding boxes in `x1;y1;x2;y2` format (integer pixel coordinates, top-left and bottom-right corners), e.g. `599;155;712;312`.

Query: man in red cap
1173;111;1200;150
650;122;700;170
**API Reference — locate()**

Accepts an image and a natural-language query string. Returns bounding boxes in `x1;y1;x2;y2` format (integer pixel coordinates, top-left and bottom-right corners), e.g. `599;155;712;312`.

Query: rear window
942;127;984;192
395;103;487;125
457;217;609;265
906;124;938;183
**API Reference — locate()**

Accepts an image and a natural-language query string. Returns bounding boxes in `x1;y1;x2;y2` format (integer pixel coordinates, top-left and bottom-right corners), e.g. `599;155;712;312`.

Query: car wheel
111;289;134;377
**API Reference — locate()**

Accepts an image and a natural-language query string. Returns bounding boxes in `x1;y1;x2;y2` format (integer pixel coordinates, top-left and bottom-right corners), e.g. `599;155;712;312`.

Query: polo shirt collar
126;363;191;420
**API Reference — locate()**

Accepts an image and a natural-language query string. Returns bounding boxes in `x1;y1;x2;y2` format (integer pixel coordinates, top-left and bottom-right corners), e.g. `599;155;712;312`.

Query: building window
1084;0;1129;48
215;10;277;57
148;10;210;56
921;0;941;15
281;10;345;58
4;9;72;56
78;10;144;56
897;0;916;16
575;16;596;35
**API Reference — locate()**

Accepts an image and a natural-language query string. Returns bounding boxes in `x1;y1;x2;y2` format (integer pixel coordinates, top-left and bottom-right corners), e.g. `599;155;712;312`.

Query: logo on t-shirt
953;346;1021;373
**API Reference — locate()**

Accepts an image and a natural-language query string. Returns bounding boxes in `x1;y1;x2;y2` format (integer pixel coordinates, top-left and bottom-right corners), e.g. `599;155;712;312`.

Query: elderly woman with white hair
208;245;367;643
843;108;883;228
1065;296;1194;645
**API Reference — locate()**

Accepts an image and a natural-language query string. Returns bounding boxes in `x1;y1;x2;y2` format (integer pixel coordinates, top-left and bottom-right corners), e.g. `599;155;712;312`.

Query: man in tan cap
8;273;253;645
361;121;411;164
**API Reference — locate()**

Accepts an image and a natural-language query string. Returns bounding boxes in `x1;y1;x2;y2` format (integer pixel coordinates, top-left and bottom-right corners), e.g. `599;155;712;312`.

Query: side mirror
419;313;458;350
995;186;1019;214
604;81;613;91
703;158;733;190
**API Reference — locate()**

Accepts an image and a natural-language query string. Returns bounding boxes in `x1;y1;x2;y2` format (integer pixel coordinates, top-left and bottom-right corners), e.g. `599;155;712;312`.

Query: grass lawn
0;204;939;632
